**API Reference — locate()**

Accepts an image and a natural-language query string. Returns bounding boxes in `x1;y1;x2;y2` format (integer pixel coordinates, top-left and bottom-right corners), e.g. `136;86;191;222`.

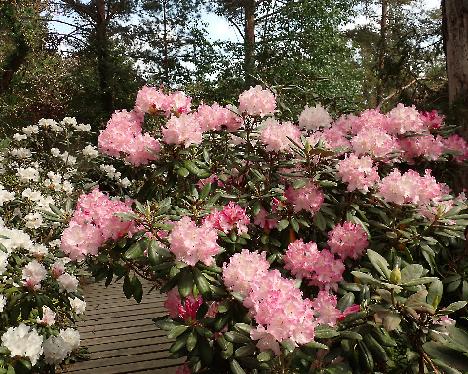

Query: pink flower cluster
98;110;160;166
260;119;301;153
164;288;202;321
162;113;203;148
168;216;220;266
442;134;468;163
283;240;345;289
134;86;191;116
222;249;271;297
223;250;349;354
327;221;368;260
378;169;449;206
61;188;136;261
195;103;243;132
238;85;276;117
336;154;380;193
254;207;278;230
307;105;463;164
285;182;324;214
204;202;250;235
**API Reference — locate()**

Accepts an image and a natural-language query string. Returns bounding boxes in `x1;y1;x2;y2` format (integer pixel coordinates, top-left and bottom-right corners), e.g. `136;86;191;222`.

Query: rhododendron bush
70;85;468;374
3;84;468;373
0;118;130;373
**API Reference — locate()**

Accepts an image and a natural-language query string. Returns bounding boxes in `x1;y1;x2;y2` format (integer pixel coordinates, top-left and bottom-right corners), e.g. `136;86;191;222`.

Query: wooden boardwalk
62;279;182;374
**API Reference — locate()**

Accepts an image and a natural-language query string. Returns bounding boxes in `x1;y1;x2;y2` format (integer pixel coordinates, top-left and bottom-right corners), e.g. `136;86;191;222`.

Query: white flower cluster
100;164;132;188
1;324;80;366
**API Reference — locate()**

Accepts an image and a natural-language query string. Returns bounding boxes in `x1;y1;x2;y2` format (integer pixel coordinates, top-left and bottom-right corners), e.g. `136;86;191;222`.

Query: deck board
61;279;181;374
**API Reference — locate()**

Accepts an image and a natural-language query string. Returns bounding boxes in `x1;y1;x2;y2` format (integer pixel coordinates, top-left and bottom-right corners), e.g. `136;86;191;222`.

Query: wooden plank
86;335;172;353
64;357;183;373
62;279;181;374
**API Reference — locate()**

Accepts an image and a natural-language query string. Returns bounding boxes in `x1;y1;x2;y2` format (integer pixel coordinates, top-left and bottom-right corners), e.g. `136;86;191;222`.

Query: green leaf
235;345;256;358
132;276;143;303
177;167;190;178
277;219;289;232
351;271;382;285
200;182;211;200
230;359;246;374
400;264;425;283
123;274;133;299
225;331;252;344
367;249;391;279
186;330;197;352
305;341;329;350
257;351;273;362
401;277;439;287
124;241;146;260
427;280;443;308
439;301;467;314
193;268;211;297
313;325;339;339
339;331;363;341
290;217;299;233
178;270;193;298
168;325;189;339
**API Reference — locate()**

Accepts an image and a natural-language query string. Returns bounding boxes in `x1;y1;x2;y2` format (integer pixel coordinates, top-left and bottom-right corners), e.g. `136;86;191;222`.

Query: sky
50;0;442;45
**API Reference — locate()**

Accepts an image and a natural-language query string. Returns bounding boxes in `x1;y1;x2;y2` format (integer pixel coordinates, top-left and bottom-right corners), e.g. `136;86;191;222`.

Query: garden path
61;279;181;374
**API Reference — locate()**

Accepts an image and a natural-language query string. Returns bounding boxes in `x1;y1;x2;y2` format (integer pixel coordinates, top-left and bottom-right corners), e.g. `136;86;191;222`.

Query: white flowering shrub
51;86;468;374
0;118;121;373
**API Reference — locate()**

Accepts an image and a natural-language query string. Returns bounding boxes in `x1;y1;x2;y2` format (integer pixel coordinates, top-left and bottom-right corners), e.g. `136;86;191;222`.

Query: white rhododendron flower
10;148;32;159
298;103;333;130
17;167;40;182
0;295;6;312
0;186;15;206
57;273;79;293
73;123;91;132
24;212;43;229
1;324;43;365
0;251;8;274
22;125;39;136
37;306;56;326
82;145;99;158
13;133;27;141
29;244;49;257
22;260;47;290
22;188;42;202
43;335;70;364
69;297;86;315
59;328;80;351
61;117;77;126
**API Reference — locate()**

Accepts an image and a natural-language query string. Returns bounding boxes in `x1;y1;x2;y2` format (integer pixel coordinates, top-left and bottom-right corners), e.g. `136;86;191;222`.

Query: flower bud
390;267;401;284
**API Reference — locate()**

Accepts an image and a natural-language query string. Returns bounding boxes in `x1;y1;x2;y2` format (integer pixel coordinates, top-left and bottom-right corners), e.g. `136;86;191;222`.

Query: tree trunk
95;0;114;115
376;0;388;105
244;0;256;87
162;0;170;85
442;0;468;137
0;4;29;94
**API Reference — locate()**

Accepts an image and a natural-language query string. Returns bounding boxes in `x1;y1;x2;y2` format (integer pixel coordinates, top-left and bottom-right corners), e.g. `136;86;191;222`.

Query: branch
227;16;244;39
378;78;422;106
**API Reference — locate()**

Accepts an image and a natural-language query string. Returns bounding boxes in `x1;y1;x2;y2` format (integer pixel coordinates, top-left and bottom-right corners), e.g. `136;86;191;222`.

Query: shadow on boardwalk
61;279;182;374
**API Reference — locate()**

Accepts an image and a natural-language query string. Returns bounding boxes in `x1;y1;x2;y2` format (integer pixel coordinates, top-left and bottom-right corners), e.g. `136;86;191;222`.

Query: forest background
0;0;465;137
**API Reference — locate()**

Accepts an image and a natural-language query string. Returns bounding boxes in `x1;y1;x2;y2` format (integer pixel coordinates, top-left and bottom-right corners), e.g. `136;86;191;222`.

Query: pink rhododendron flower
378;169;449;206
310;291;341;326
175;364;191;374
61;189;136;261
222;249;270;297
134;86;169;115
98;110;160;166
352;109;390;134
195;103;243;132
399;134;444;162
308;249;345;290
420;110;444;130
169;216;220;266
351;126;399;159
442;134;468;162
338;304;361;321
385;104;425;134
162;114;203;148
164;288;203;321
254;207;278;230
37;306;56;326
204;202;250;234
321;127;352;150
246;270;317;347
336;154;380;193
259;119;301;153
285;182;324;214
250;326;281;356
238;85;276;117
298;104;333;130
327;221;368;260
284;239;320;279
